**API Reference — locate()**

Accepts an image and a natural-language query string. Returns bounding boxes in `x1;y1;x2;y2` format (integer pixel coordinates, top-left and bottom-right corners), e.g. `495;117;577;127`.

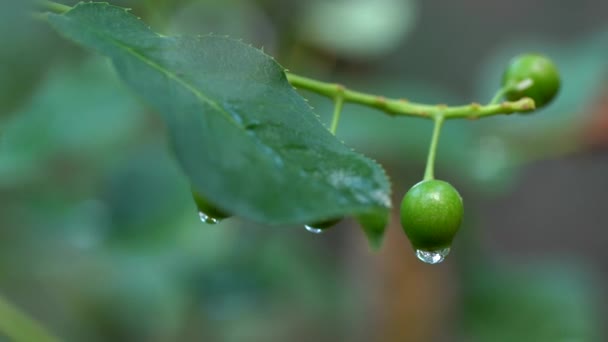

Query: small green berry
400;180;463;252
502;53;560;108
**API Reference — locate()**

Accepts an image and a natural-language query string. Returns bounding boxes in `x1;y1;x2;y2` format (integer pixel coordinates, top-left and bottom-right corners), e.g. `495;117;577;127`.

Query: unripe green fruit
502;53;560;108
192;191;229;220
400;180;463;251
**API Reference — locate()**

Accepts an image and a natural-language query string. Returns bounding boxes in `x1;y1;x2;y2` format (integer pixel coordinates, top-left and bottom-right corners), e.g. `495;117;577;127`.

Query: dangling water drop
415;247;450;264
304;225;324;234
199;211;221;224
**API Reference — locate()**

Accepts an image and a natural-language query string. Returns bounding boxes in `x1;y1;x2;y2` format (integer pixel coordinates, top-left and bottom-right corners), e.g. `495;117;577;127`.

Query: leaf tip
366;234;385;251
356;210;389;251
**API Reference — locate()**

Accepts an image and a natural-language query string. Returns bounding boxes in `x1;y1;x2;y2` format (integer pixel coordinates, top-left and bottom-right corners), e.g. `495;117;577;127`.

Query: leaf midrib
60;8;242;128
57;7;295;168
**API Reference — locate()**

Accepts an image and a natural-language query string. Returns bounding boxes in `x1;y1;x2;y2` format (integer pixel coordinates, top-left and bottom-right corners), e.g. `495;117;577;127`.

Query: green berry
192;191;229;221
400;180;463;251
502;53;560;108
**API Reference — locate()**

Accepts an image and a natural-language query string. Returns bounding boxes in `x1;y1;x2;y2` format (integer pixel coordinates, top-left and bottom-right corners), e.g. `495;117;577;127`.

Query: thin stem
0;295;61;342
329;91;345;135
36;0;72;13
287;73;535;120
488;85;510;106
423;116;445;181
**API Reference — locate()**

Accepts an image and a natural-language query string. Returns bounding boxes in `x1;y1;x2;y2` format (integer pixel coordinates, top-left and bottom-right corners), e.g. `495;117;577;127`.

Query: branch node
376;96;387;106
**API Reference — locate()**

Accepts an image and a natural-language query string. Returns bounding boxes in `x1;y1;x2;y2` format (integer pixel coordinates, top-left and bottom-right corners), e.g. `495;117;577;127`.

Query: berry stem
287;73;535;120
423;116;445;181
329;89;345;135
488;84;511;106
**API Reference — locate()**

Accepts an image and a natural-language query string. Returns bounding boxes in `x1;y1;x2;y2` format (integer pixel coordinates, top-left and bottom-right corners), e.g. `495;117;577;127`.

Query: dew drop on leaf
304;225;324;234
199;211;221;224
415;247;450;264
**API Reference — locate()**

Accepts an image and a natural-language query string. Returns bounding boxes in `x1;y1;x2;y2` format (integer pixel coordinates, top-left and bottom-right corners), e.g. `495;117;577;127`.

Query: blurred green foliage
461;261;600;342
1;0;606;341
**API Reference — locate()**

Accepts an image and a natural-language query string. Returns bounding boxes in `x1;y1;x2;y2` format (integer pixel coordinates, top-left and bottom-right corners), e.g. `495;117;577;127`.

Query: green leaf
46;3;391;238
355;211;388;250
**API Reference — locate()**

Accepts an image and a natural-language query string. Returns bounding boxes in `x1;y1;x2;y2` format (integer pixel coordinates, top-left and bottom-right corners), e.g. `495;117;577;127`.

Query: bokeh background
1;0;607;341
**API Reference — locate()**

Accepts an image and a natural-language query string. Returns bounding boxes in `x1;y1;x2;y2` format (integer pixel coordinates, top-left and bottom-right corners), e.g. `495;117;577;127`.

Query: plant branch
0;295;61;342
38;2;535;120
423;116;444;181
286;73;536;120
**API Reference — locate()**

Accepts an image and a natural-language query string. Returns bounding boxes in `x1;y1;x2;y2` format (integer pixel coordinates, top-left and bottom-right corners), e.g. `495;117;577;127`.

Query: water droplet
415;247;450;264
199;211;221;224
305;225;324;234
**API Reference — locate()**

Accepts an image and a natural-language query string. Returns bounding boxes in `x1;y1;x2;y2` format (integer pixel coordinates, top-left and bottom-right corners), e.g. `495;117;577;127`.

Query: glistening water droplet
199;211;221;224
415;247;450;264
304;225;324;234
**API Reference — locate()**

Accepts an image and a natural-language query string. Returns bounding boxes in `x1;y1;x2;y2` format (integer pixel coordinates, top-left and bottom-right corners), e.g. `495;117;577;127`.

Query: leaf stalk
36;0;71;13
